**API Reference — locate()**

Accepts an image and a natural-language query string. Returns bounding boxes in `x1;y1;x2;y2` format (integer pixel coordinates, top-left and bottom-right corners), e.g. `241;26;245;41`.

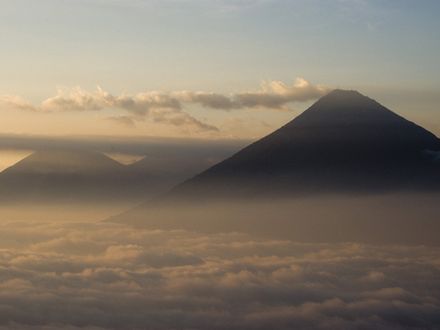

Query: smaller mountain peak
5;148;124;175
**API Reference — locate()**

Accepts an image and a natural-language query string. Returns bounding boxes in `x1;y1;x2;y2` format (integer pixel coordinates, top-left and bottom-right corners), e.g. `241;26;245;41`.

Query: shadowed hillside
112;90;440;245
162;89;440;199
0;149;172;203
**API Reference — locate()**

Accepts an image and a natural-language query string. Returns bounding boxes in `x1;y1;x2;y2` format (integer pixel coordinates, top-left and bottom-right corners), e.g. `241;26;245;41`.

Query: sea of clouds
0;219;439;329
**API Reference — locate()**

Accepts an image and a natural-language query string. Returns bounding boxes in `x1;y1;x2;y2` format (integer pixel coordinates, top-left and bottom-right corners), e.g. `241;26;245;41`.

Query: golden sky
0;1;439;139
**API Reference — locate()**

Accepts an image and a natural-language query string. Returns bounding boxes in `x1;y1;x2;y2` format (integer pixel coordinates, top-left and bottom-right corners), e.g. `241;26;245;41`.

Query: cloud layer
0;219;438;329
175;78;328;110
0;78;329;133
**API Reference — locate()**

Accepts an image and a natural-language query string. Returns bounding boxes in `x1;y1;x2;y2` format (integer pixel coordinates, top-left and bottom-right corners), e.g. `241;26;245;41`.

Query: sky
0;0;439;139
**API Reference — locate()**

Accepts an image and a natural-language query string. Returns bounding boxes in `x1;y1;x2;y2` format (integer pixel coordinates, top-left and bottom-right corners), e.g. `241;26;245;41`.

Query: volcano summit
163;89;440;199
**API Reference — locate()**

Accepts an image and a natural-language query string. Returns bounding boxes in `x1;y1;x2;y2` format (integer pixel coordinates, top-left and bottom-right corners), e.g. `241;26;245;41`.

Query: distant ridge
157;89;440;199
0;149;168;203
4;149;125;174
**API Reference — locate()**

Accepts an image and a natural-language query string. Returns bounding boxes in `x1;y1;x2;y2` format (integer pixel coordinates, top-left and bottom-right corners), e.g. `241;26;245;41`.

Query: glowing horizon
0;0;439;139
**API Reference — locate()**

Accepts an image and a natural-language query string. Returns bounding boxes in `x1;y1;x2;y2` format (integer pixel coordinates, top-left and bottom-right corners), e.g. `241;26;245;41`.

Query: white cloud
234;78;329;109
0;219;438;329
1;87;217;133
0;95;36;112
41;87;112;112
0;78;329;133
175;78;329;110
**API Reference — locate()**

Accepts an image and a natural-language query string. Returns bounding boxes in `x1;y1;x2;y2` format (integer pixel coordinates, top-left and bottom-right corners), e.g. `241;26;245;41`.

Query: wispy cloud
105;115;137;128
0;87;217;133
0;95;36;112
176;78;329;110
0;78;328;132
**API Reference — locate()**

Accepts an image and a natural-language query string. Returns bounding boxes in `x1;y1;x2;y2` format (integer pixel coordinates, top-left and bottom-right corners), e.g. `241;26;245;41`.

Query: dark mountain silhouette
0;149;170;203
4;149;125;174
109;90;440;245
111;90;440;245
160;89;440;199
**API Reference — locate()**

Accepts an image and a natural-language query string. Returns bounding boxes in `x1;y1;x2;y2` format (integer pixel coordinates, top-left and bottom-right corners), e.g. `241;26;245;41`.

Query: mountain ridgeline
164;89;440;199
0;149;182;203
2;89;440;205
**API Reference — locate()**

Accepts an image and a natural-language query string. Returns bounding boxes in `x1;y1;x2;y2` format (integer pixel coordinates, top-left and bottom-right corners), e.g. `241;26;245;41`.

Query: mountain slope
0;149;160;202
160;90;440;198
3;149;125;175
111;90;440;244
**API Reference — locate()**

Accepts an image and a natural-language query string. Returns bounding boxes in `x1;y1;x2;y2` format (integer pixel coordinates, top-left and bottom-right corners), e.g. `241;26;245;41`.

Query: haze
0;1;439;329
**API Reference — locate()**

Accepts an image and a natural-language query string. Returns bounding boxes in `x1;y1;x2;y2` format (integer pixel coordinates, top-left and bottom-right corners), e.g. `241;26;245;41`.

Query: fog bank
116;192;440;246
0;219;438;329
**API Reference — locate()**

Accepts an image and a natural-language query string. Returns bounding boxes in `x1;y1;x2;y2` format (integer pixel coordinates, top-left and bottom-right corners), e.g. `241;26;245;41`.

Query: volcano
110;90;440;244
162;89;440;199
0;149;165;202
